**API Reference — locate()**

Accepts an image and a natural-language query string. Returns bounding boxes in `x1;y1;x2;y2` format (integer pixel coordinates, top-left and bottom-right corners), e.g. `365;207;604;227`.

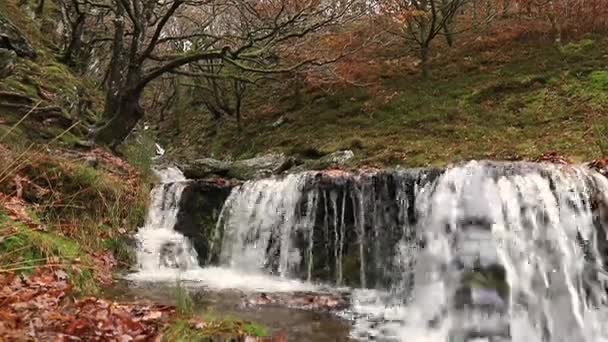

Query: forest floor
165;31;608;168
0;0;278;339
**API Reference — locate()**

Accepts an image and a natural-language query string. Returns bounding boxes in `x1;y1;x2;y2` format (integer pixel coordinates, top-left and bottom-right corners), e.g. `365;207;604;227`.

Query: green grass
0;211;98;293
163;319;269;342
174;280;195;316
162;281;269;341
165;36;608;167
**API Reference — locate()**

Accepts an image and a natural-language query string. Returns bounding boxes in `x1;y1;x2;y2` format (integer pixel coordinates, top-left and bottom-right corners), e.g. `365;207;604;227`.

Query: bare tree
383;0;470;78
87;0;361;148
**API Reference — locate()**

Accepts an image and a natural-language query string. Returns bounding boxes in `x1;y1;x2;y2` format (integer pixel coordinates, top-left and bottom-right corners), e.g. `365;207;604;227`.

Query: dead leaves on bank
0;268;174;341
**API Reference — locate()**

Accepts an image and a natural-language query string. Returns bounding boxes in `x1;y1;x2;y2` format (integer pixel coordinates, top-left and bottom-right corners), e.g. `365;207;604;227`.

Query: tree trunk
105;8;126;120
61;15;86;69
547;0;562;45
95;90;143;148
420;45;431;78
35;0;45;18
440;0;454;47
443;23;454;47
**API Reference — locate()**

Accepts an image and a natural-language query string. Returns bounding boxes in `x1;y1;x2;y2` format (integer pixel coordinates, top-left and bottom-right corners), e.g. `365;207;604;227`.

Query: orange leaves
0;268;174;340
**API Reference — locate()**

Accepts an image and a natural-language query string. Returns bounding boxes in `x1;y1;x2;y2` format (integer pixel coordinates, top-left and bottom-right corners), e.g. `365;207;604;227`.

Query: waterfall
128;167;200;276
129;161;608;341
215;161;608;341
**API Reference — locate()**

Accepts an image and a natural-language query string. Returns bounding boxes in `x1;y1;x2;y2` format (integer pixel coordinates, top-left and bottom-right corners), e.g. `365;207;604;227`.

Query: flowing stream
128;161;608;341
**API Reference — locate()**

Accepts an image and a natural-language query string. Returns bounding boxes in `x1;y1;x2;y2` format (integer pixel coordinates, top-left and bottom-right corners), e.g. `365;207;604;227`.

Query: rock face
0;15;37;59
181;158;231;179
182;153;294;180
0;48;17;78
228;153;292;179
174;179;234;265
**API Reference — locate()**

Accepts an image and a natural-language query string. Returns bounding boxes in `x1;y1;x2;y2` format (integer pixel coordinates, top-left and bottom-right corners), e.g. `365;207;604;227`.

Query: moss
461;269;509;301
0;214;99;294
560;38;595;57
589;71;608;90
163;318;269;342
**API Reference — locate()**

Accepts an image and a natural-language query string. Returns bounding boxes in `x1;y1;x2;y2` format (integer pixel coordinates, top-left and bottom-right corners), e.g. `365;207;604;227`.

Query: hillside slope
163;33;608;167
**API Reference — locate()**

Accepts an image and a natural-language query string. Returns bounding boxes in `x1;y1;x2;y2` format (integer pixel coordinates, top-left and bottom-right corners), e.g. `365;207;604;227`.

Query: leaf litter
0;268;174;341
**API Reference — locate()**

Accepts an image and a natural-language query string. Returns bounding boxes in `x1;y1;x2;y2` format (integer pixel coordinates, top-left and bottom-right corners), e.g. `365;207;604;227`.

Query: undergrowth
165;35;608;167
0;111;150;291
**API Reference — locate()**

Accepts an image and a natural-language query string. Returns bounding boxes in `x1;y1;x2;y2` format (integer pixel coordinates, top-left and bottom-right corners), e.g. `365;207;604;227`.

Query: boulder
181;158;231;179
182;153;295;180
0;14;37;59
228;153;292;180
298;150;355;171
174;180;234;265
0;48;17;78
319;150;354;166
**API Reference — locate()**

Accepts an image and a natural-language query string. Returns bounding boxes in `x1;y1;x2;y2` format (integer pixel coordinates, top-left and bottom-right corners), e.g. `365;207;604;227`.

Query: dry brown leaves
91;251;116;286
242;292;349;313
81;148;140;184
533;151;572;165
0;268;174;341
0;193;39;229
589;158;608;176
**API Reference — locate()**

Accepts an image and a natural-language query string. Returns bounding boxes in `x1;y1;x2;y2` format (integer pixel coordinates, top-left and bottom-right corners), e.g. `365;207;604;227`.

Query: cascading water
130;167;199;273
212;161;608;341
129;161;608;341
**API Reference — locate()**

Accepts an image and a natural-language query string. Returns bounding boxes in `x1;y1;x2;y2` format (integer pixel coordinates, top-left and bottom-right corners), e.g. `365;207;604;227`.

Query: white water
130;162;608;341
375;162;608;342
127;168;317;293
218;173;314;276
129;167;199;273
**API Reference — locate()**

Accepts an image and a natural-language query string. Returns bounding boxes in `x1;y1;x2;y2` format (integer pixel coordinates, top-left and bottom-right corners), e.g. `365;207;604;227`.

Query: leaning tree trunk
35;0;45;18
95;90;144;148
420;45;431;79
61;15;86;70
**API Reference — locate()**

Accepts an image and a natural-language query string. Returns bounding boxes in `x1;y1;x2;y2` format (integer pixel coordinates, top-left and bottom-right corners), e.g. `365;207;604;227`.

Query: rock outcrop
0;48;17;78
0;14;37;59
181;153;294;180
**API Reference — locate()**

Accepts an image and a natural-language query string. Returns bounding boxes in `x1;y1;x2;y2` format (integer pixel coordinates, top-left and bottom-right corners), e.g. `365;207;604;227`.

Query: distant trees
382;0;472;78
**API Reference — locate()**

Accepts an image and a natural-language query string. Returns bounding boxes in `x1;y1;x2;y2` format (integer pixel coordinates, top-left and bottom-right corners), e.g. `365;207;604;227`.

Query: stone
299;150;355;171
0;48;17;78
228;153;291;180
174;180;234;265
271;115;286;128
181;158;231;179
0;14;37;58
319;150;354;166
182;153;295;180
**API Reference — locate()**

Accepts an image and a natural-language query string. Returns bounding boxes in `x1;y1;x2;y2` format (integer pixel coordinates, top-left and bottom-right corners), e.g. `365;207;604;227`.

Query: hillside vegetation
164;32;608;167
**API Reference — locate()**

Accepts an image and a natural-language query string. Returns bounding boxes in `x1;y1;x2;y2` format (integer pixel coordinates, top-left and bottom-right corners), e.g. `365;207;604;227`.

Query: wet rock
174;180;234;265
228;153;292;180
297;150;355;171
159;241;189;270
0;14;37;58
242;292;350;312
0;48;17;78
182;158;231;179
320;150;354;166
182;153;294;180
